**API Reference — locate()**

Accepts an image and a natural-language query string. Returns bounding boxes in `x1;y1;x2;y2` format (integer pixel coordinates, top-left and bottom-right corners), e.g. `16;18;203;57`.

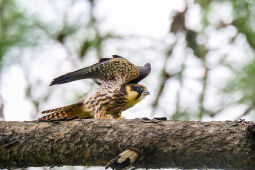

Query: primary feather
50;55;150;86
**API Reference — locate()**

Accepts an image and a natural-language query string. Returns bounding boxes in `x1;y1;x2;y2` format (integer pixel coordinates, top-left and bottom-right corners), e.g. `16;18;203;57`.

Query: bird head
122;84;150;107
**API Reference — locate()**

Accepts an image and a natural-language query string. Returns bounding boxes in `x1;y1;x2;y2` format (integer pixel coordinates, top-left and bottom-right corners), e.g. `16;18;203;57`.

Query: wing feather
50;57;140;86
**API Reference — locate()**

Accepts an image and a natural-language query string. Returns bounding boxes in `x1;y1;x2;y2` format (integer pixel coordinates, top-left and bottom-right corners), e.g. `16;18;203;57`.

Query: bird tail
39;103;90;120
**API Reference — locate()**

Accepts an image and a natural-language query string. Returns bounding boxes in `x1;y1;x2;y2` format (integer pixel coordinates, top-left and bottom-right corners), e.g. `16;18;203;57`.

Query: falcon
39;55;151;120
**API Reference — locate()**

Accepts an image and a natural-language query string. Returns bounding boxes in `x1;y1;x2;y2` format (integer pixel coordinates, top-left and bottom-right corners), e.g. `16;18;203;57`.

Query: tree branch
0;119;254;169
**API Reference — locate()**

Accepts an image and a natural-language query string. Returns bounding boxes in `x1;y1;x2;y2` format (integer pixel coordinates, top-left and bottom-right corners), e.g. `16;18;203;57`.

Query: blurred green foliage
230;0;255;49
221;0;255;111
0;0;33;67
225;59;255;105
172;111;191;121
189;0;255;119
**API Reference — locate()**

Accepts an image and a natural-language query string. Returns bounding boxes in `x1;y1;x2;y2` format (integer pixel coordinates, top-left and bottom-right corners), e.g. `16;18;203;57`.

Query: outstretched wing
50;55;150;86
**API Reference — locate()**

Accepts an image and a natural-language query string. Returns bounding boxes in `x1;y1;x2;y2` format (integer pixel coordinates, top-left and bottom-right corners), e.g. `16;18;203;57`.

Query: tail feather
39;112;69;120
41;104;77;114
39;103;90;120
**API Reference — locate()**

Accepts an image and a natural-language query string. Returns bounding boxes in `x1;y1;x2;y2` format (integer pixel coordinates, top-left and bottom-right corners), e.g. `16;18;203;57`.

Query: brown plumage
39;55;151;120
49;55;151;86
40;103;89;120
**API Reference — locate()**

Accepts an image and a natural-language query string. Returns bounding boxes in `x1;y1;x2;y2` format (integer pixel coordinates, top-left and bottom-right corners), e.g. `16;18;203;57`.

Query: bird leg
106;148;141;170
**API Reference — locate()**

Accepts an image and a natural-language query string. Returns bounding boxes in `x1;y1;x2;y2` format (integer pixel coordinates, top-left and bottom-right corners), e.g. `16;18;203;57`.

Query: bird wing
50;55;150;86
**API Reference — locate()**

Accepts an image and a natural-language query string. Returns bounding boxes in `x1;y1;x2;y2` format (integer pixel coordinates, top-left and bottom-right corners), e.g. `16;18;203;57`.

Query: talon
106;149;139;170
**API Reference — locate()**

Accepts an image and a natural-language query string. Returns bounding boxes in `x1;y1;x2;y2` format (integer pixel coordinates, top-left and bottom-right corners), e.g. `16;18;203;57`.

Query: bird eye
136;86;143;92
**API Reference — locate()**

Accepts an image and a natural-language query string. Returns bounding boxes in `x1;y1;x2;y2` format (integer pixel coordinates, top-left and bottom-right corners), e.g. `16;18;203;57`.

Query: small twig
151;45;174;114
198;63;209;120
172;53;187;119
0;94;4;120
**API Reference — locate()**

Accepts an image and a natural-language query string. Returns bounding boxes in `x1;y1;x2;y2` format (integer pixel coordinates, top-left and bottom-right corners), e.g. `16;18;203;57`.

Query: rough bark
0;119;254;169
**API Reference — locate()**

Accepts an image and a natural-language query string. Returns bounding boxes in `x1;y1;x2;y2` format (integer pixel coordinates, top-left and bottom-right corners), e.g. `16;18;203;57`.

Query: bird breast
81;86;128;116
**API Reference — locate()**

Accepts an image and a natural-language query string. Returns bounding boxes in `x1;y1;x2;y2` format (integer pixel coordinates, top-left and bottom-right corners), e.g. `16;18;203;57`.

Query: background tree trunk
0;119;254;169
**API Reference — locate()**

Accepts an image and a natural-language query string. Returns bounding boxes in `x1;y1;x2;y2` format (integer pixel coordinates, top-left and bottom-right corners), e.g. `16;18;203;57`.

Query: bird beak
142;90;150;95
